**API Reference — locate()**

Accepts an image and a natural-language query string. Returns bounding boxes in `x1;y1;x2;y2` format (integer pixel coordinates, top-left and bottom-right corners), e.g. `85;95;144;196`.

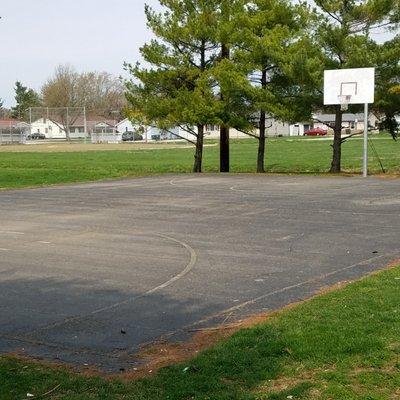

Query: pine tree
312;0;400;173
11;81;41;121
125;0;222;173
215;0;248;172
234;0;308;173
374;36;400;139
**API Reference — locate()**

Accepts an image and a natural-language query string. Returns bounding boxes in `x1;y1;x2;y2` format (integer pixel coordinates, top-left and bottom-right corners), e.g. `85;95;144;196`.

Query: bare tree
42;64;126;122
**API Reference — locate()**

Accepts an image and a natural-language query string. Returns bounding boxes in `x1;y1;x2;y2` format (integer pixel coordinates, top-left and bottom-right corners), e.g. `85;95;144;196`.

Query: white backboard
324;68;375;105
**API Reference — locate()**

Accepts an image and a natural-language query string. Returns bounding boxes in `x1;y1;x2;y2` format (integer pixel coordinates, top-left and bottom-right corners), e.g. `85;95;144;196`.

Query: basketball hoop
324;68;376;178
338;95;351;111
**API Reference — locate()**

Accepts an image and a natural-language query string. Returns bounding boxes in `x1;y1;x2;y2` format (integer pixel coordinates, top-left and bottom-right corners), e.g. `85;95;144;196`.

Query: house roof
71;117;116;127
0;119;18;126
314;113;366;123
0;119;29;128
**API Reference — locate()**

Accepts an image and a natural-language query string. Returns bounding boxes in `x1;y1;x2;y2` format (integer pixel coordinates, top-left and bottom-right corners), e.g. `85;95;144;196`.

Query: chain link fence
90;122;121;144
0;124;30;145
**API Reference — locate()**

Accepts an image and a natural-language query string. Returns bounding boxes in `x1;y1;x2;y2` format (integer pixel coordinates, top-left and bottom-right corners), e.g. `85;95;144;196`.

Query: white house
289;122;313;136
116;118;139;134
204;121;293;138
30;118;66;139
31;117;118;139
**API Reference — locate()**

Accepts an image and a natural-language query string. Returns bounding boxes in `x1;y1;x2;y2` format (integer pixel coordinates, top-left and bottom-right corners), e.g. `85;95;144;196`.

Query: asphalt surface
0;174;399;372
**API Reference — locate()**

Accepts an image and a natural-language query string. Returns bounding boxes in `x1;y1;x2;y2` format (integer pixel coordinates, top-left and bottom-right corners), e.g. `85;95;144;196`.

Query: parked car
304;127;328;136
122;131;143;142
27;133;46;140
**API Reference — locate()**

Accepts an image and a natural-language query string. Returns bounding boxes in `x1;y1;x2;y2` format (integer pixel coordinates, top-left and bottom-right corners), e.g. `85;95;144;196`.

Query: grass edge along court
0;136;399;190
1;263;400;399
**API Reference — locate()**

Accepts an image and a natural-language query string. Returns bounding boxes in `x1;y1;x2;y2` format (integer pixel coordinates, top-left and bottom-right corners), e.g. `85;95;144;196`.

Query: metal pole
363;103;368;178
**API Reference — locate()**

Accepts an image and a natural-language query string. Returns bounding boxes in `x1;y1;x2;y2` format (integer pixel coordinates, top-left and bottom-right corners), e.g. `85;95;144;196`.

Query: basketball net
338;95;351;111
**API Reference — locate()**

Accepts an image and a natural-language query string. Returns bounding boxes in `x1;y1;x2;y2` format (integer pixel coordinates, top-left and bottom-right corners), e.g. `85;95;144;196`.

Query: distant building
115;113;381;142
117;118;295;141
312;113;379;132
116;118;140;134
30;118;65;139
30;117;116;139
116;119;197;141
289;123;311;137
0;119;30;130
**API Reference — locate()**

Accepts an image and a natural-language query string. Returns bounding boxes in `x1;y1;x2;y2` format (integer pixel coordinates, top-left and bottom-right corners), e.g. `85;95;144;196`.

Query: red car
304;127;328;136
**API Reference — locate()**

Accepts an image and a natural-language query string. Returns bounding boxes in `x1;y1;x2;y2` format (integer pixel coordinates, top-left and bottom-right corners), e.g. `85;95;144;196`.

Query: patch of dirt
3;352;101;377
117;298;332;381
118;313;275;381
252;367;331;397
313;280;350;296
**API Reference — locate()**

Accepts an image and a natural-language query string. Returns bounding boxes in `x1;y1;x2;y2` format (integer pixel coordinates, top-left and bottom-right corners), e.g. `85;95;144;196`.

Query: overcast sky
0;0;160;107
0;1;395;108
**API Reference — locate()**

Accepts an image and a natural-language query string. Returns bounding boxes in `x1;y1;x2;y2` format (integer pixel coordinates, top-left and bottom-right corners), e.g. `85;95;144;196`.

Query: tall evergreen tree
216;0;248;172
125;0;221;173
374;36;400;139
234;0;308;173
311;0;400;173
11;81;41;121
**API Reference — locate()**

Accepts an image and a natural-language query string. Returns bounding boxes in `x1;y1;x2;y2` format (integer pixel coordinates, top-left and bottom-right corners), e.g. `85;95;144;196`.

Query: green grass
0;135;399;189
2;265;400;399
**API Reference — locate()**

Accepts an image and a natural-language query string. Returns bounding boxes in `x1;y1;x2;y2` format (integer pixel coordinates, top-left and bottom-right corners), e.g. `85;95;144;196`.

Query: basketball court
0;174;399;372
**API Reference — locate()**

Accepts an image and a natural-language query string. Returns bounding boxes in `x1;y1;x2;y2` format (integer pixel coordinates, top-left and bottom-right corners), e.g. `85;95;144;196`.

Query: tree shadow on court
0;276;231;368
3;266;398;400
0;275;307;399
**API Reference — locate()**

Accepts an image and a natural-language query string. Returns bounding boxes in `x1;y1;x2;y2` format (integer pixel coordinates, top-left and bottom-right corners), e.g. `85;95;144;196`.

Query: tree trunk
257;110;266;173
330;106;343;173
193;41;206;174
257;68;268;173
193;124;204;173
220;42;230;173
220;125;230;172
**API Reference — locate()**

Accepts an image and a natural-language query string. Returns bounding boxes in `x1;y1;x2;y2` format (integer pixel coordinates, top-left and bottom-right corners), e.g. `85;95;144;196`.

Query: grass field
1;265;399;399
0;135;399;189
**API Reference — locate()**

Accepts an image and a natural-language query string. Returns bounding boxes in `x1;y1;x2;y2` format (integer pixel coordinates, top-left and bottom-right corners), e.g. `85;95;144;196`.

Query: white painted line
24;233;197;335
182;252;398;330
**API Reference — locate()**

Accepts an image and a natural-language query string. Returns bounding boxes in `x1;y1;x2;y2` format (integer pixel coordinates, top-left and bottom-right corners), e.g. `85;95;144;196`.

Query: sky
0;1;395;108
0;0;160;107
